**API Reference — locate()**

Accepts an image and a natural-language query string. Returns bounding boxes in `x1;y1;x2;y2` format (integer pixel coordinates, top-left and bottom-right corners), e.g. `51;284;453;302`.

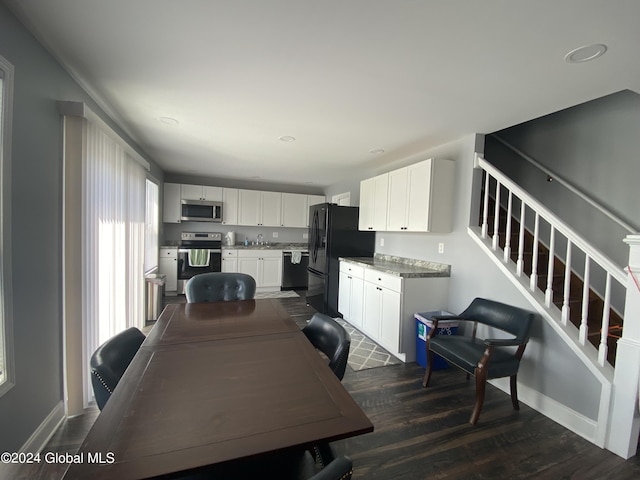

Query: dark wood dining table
63;299;373;479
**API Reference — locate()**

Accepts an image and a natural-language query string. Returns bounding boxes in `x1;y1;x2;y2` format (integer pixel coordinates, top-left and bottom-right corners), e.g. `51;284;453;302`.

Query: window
0;54;15;396
144;178;159;274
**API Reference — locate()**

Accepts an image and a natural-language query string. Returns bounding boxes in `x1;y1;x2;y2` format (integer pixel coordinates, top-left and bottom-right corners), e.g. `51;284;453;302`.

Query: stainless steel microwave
180;200;223;222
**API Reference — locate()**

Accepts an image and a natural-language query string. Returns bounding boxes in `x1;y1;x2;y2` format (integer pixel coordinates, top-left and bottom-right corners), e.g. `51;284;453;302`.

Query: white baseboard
490;378;601;446
19;401;65;453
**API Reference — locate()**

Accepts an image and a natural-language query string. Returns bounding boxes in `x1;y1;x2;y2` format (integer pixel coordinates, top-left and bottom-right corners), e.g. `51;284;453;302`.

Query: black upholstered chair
309;456;353;480
422;297;535;424
90;327;146;410
185;272;256;303
302;313;351;381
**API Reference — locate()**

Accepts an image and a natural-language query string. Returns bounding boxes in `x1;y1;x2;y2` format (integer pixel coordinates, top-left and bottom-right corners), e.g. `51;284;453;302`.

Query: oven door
177;249;222;281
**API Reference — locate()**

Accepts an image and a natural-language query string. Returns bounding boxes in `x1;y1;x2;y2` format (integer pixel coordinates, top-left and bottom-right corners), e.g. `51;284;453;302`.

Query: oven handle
178;248;222;254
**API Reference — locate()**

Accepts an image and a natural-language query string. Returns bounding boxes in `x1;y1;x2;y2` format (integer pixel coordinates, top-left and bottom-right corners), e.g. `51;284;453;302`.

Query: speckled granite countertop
339;254;450;278
223;243;308;251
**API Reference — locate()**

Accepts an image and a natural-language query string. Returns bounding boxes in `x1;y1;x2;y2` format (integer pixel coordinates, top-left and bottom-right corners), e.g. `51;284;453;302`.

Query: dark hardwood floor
4;293;640;479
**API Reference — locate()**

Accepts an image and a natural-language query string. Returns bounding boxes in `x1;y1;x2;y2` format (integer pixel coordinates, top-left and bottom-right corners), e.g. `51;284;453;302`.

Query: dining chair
185;272;256;303
422;297;535;424
302;313;351;381
90;327;146;410
309;456;353;480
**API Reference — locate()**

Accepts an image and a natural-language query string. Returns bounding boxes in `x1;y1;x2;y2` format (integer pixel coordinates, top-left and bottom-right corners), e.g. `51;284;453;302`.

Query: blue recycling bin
415;311;458;369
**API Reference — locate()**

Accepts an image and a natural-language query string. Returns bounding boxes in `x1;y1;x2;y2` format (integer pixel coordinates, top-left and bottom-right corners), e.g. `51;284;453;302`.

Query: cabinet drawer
339;262;364;279
364;269;402;293
160;248;177;259
222;249;238;258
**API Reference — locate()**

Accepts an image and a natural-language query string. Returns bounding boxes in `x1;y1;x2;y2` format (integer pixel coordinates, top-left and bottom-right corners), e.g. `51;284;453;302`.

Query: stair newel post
545;226;556;307
492;181;501;251
481;172;490;238
516;201;526;276
504;191;513;262
607;234;640;459
530;213;540;291
561;240;572;325
579;255;591;345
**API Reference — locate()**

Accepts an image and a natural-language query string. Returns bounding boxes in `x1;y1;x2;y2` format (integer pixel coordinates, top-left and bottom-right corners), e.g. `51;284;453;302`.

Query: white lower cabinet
221;249;238;273
339;260;449;362
338;263;365;329
159;247;178;293
237;249;283;290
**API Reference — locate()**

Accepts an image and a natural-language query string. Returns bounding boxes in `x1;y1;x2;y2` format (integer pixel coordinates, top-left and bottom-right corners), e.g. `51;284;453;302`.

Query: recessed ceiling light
369;148;385;154
279;135;296;142
564;44;607;63
159;116;179;125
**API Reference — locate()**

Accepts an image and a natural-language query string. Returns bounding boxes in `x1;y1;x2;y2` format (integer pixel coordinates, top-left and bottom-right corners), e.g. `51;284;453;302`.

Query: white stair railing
476;155;627;366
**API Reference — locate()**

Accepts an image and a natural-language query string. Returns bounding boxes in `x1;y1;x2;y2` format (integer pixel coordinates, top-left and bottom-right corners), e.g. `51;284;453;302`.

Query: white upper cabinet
163;182;182;223
222;188;239;225
359;158;455;233
282;193;307;228
238;189;282;227
359;173;389;231
162;182;319;227
181;184;223;201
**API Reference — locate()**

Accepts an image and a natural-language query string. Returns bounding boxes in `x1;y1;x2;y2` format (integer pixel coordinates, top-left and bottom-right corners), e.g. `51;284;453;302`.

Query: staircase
482;194;623;365
468;153;636;451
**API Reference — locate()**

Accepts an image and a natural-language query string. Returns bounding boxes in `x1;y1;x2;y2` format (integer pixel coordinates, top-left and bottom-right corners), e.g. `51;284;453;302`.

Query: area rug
334;318;401;371
254;290;299;299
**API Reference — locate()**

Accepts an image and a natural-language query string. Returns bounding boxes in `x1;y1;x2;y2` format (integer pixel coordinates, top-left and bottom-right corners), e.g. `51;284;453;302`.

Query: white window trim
0;53;15;397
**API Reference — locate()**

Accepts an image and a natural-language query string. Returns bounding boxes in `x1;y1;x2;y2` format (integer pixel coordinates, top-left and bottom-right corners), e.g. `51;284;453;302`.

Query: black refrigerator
306;203;375;316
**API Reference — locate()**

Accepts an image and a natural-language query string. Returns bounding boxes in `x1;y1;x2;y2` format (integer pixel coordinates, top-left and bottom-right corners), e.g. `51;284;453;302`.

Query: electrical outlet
380;237;385;247
302;233;308;239
438;242;445;254
272;232;278;238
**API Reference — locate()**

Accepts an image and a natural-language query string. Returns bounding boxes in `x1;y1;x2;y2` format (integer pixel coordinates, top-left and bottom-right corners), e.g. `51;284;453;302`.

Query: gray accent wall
484;90;640;267
0;4;161;452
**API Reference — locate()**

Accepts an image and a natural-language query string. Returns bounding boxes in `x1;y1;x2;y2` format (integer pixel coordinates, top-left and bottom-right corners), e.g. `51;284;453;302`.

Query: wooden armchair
422;297;535;424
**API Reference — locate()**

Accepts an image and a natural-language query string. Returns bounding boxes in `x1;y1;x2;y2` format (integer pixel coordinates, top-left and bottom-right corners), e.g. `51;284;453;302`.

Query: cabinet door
237;257;260;283
180;184;204;201
221;258;238;273
362;282;382;338
306;195;325;227
379;288;402;352
163;183;181;223
372;174;389;230
222;188;239;225
350;276;365;329
282;193;307;228
238;190;261;225
406;160;433;231
358;177;374;231
386;168;409;231
338;271;352;319
261;256;282;287
158;257;177;292
202;186;223;201
260;191;282;227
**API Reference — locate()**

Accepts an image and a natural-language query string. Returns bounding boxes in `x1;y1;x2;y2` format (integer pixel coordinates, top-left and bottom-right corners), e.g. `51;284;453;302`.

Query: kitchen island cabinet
338;255;450;362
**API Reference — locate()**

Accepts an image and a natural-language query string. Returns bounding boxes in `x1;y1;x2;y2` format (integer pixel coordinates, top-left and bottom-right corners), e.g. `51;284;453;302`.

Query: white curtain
83;121;146;404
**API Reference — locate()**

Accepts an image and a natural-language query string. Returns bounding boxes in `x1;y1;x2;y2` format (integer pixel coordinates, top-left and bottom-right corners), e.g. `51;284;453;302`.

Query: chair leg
510;374;520;410
422;348;435;388
470;367;487;425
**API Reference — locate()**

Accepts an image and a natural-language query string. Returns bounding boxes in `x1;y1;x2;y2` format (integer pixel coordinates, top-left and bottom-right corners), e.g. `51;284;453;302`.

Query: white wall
325;134;603;420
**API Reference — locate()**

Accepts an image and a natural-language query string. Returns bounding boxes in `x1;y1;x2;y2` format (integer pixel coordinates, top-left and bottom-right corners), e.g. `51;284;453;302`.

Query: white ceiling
6;0;640;187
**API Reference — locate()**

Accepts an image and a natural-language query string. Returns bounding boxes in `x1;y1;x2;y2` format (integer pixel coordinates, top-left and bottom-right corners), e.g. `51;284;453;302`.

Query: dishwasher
282;251;309;290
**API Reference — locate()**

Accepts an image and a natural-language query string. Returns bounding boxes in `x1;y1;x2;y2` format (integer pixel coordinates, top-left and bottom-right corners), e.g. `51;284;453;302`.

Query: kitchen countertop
339;254;450;278
223;243;308;251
